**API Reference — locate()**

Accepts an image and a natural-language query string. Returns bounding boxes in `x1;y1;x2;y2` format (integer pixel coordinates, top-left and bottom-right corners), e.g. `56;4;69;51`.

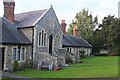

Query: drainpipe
31;27;34;60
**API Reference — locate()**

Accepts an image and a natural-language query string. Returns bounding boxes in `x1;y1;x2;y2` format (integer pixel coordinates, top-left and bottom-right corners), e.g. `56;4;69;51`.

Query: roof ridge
15;9;47;15
32;7;51;26
80;37;92;47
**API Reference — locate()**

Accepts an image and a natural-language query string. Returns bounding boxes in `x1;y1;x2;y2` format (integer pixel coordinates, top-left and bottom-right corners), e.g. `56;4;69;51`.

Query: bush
29;59;33;68
79;50;86;58
24;59;33;69
13;60;19;72
66;57;73;63
24;59;29;69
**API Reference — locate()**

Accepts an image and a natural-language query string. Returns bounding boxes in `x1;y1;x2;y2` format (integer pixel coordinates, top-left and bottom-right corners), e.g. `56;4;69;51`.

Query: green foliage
66;57;73;63
29;59;33;68
75;8;98;40
79;49;86;58
67;24;74;35
67;8;98;39
24;59;33;69
13;60;19;72
93;15;120;54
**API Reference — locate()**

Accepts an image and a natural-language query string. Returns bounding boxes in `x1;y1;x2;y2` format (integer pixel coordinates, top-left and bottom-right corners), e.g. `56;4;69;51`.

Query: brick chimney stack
73;22;80;37
61;20;67;34
3;0;15;23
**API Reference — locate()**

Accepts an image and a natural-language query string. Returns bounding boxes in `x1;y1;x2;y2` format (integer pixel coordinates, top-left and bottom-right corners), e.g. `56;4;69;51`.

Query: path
2;71;30;78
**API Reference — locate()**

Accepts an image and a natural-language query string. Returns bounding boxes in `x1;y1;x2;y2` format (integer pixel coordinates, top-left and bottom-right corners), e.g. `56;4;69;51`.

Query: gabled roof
14;9;48;28
63;34;92;48
0;17;31;45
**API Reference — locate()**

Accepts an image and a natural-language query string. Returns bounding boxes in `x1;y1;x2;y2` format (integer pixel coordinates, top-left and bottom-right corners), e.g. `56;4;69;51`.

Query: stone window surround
11;46;26;63
38;29;47;47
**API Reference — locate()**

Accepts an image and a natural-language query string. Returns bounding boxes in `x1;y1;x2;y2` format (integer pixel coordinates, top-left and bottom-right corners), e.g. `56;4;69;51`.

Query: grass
13;56;118;78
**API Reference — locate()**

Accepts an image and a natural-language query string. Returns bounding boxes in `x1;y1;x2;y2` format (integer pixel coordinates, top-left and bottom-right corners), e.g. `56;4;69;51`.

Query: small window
21;48;25;61
13;48;17;61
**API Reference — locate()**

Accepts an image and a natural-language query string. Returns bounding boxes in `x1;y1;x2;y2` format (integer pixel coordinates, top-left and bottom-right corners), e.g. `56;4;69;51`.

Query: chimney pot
61;20;67;34
73;23;80;37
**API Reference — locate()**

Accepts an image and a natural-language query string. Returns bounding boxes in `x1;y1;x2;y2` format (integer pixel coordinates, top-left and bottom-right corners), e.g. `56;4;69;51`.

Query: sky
0;0;119;29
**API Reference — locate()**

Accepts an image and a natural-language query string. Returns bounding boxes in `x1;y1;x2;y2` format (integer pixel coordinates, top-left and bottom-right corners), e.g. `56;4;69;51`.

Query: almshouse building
0;0;92;71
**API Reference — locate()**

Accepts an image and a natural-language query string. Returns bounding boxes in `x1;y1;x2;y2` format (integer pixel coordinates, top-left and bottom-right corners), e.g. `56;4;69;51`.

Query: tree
67;23;74;35
95;15;120;54
75;8;98;41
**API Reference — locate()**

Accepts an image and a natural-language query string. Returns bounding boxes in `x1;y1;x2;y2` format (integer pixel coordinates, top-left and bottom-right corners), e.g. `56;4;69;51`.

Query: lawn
14;56;118;78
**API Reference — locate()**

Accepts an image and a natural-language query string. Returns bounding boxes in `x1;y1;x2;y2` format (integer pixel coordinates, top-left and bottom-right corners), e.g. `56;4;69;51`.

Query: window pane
39;33;41;46
13;48;16;61
42;30;44;46
18;47;20;61
21;48;25;61
44;33;46;46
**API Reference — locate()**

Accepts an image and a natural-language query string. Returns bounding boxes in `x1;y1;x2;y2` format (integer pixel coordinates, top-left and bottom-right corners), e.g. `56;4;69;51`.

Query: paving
2;71;30;78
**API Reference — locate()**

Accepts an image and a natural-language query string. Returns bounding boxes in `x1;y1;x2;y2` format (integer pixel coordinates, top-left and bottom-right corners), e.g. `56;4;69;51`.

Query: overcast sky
0;0;119;28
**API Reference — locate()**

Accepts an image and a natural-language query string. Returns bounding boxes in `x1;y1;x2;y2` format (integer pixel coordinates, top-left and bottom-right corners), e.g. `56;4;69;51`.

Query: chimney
73;22;80;37
61;20;67;34
3;0;15;23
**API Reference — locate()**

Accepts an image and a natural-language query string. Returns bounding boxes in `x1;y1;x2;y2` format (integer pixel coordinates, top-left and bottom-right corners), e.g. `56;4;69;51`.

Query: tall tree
67;23;74;35
67;8;98;42
95;15;120;53
75;8;98;40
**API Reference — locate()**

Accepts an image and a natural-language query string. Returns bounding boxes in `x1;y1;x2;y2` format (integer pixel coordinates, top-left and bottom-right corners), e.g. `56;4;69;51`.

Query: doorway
0;47;5;71
49;35;53;55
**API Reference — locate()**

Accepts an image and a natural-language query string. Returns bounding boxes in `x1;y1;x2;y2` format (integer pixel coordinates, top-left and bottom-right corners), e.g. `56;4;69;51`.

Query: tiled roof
63;34;92;48
0;17;31;45
14;9;47;28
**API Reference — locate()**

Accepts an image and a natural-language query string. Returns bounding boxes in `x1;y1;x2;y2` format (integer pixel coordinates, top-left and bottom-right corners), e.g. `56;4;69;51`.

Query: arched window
38;30;47;47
